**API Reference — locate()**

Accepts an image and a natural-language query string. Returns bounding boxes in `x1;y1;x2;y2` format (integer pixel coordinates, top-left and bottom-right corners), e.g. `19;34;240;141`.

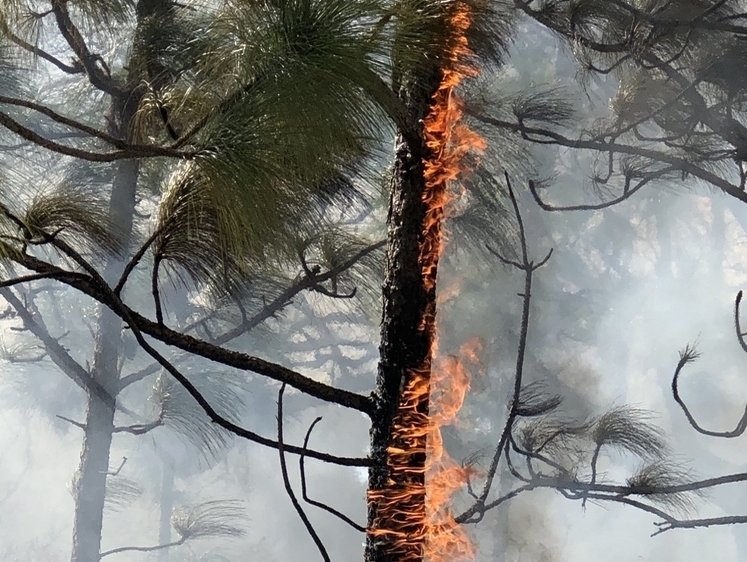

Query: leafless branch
56;414;85;430
116;308;371;466
277;384;331;562
0;95;128;147
469;114;747;206
299;416;366;532
105;457;128;476
458;173;552;522
4;31;82;74
0;110;195;162
113;420;163;435
49;0;124;97
100;537;186;558
117;240;385;391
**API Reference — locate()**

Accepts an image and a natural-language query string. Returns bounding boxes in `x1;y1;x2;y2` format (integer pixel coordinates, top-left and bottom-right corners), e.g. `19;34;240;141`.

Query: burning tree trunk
367;5;483;562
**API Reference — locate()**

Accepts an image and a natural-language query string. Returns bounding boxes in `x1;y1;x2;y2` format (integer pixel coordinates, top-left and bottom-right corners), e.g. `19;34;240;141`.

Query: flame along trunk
367;4;485;562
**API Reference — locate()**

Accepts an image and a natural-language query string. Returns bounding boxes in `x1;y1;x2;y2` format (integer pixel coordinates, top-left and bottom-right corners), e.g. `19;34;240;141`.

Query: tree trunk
70;158;139;562
157;456;175;562
365;64;442;562
68;1;173;556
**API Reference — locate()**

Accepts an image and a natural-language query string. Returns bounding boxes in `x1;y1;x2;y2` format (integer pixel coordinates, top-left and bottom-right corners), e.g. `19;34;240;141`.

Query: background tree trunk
70;157;139;562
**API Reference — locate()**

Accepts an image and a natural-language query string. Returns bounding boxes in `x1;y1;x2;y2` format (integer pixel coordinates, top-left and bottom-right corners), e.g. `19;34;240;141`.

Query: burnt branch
277;385;331;562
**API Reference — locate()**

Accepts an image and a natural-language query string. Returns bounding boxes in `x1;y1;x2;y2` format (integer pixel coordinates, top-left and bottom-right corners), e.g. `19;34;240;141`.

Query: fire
368;3;486;562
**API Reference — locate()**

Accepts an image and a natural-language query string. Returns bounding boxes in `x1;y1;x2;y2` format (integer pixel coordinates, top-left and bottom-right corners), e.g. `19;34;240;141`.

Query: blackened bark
365;65;442;562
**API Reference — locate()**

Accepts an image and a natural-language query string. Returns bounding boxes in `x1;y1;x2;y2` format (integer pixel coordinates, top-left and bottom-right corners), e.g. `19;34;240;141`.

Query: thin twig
277;384;331;562
152;254;164;324
100;537;186;558
458;173;549;523
114;225;167;295
56;414;85;430
299;417;366;532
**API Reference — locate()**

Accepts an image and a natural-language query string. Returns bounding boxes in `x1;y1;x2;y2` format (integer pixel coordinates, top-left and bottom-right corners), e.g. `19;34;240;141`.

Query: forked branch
277;385;331;562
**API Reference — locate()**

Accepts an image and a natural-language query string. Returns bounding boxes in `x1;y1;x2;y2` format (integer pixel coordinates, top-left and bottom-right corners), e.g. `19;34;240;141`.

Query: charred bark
365;65;442;562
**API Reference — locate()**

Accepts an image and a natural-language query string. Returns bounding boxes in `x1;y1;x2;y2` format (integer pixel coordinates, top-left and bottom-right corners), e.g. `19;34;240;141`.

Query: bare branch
56;414;85;430
0;95;128;147
49;0;124;97
100;537;186;558
0;109;196;162
105;457;128;476
299;417;366;532
653;514;747;536
4;31;82;74
152;254;164;324
0;287;120;410
277;384;331;562
471;113;747;206
113;420;163;435
459;174;550;522
117;309;371;466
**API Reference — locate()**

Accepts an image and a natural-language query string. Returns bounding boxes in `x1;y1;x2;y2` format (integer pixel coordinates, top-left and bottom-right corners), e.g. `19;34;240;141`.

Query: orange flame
368;3;486;562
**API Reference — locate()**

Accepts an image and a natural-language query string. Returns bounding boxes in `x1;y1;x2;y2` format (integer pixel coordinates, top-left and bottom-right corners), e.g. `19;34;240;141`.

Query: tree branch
458;173;550;522
277;385;331;562
299;416;366;532
4;31;82;74
470;112;747;206
50;0;124;97
0;109;195;162
100;537;186;558
0;95;128;147
113;305;371;466
117;241;385;398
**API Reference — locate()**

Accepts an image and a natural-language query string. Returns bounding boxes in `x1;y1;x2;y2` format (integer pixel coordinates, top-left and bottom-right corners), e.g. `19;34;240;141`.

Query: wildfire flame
369;3;486;562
